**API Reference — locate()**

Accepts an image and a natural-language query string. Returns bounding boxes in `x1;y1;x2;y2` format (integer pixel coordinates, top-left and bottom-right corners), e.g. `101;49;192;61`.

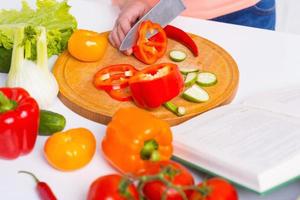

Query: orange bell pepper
44;128;96;171
102;107;173;176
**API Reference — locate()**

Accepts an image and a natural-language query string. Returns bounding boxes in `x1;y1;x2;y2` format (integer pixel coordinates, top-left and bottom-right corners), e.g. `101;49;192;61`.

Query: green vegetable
164;102;186;117
39;110;66;136
0;0;77;72
169;50;187;62
196;72;218;87
184;72;198;87
179;66;199;75
7;26;59;108
0;47;12;73
182;84;210;103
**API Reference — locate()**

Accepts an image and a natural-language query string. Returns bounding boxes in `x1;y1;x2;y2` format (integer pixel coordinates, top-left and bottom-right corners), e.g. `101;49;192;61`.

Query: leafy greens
0;0;77;73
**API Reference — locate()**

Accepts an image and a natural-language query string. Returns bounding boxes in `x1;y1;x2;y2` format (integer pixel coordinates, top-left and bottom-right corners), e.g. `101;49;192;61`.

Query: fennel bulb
7;26;59;109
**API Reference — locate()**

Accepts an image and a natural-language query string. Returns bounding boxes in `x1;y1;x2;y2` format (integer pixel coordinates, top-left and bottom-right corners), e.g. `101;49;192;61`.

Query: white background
1;0;300;200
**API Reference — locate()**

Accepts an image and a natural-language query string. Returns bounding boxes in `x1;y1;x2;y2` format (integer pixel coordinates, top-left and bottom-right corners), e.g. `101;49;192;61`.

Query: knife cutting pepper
133;20;167;65
129;63;184;109
93;64;138;91
102;107;173;176
0;88;39;159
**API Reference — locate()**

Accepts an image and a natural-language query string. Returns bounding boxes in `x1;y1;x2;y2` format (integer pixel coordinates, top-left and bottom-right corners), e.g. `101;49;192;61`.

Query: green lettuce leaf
0;0;77;72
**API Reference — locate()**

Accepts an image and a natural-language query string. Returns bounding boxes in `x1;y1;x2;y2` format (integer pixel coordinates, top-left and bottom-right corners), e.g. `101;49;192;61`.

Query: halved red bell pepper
108;87;132;102
133;20;167;65
0;88;39;159
164;25;198;57
93;64;138;91
129;63;184;109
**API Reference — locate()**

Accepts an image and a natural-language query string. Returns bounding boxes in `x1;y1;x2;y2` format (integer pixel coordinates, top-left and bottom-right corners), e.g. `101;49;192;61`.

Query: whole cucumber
39;110;66;136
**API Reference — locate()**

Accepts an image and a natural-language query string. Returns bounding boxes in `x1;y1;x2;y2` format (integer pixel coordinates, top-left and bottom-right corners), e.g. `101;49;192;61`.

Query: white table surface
1;0;300;199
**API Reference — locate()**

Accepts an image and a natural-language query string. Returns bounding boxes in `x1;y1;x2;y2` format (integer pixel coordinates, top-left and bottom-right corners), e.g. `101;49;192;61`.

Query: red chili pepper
93;64;138;91
0;88;39;159
164;25;199;57
133;20;167;64
129;63;184;109
19;171;57;200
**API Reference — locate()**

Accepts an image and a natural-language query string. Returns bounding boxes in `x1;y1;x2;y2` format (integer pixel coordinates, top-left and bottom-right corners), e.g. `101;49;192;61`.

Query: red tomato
87;174;139;200
142;160;195;200
189;178;238;200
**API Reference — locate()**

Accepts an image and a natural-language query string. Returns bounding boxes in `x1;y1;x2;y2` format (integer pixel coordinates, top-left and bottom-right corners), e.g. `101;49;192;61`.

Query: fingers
123;48;133;56
109;24;121;48
110;0;151;54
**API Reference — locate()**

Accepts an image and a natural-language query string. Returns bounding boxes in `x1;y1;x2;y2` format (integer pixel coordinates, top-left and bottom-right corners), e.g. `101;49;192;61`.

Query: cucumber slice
179;66;199;75
164;102;186;117
182;84;209;103
184;72;198;87
169;50;187;62
196;72;217;87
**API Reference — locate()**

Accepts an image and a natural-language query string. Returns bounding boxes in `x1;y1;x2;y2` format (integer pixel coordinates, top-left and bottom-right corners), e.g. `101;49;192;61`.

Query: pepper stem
18;171;40;183
140;139;160;161
0;92;17;113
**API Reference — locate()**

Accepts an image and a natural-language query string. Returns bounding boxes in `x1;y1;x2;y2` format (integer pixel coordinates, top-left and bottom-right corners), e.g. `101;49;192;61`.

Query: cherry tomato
44;128;96;171
142;160;195;200
190;178;238;200
87;174;139;200
68;29;108;62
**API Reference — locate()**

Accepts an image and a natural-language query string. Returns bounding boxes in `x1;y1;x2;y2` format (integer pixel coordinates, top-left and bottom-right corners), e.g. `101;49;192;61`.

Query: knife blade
119;0;186;51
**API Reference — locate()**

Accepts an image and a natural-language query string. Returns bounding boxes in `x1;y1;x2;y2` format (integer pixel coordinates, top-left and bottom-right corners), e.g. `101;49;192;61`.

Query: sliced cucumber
196;72;217;87
184;72;198;87
169;50;187;62
182;84;210;103
164;102;186;117
179;66;199;75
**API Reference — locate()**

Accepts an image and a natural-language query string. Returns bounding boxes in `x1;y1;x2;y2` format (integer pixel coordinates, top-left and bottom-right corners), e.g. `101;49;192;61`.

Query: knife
119;0;186;51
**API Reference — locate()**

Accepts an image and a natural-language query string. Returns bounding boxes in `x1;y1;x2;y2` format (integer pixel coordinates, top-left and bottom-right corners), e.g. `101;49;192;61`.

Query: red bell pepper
133;20;167;65
107;87;132;102
93;64;138;91
129;63;184;109
164;25;198;57
0;88;39;159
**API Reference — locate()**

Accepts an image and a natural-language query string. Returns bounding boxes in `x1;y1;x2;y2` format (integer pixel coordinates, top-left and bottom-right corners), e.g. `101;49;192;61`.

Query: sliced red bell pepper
164;25;198;57
107;87;132;102
133;20;167;65
129;63;184;109
93;64;138;91
0;88;39;159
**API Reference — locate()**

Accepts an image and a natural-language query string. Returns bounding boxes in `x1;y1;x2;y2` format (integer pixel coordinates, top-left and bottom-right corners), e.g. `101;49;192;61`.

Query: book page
244;85;300;118
173;105;300;175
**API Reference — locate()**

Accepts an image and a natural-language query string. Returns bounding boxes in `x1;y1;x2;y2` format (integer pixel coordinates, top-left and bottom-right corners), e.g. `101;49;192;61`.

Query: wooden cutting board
53;32;239;126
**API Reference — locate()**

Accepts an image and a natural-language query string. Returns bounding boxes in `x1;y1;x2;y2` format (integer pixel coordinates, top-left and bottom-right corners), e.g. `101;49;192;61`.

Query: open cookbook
172;85;300;194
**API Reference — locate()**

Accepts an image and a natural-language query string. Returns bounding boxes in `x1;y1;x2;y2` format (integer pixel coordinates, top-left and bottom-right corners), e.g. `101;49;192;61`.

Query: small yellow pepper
44;128;96;171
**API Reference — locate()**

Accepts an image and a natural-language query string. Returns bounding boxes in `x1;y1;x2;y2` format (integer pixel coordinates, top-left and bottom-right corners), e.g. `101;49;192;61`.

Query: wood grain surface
53;33;239;126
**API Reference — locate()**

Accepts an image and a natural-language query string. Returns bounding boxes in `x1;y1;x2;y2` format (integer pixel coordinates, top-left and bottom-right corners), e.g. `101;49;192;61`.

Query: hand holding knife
109;0;186;54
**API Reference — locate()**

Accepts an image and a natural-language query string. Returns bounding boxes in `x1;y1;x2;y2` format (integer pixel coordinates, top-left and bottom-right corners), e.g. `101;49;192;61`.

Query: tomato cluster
87;160;238;200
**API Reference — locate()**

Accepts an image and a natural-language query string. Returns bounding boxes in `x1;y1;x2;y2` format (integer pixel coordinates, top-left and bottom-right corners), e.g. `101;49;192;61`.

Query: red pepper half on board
164;25;198;57
133;20;167;65
0;88;39;159
93;64;138;91
129;63;184;109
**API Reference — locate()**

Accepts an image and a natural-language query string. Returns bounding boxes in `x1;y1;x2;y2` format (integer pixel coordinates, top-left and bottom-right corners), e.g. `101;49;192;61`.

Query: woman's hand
109;0;151;55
